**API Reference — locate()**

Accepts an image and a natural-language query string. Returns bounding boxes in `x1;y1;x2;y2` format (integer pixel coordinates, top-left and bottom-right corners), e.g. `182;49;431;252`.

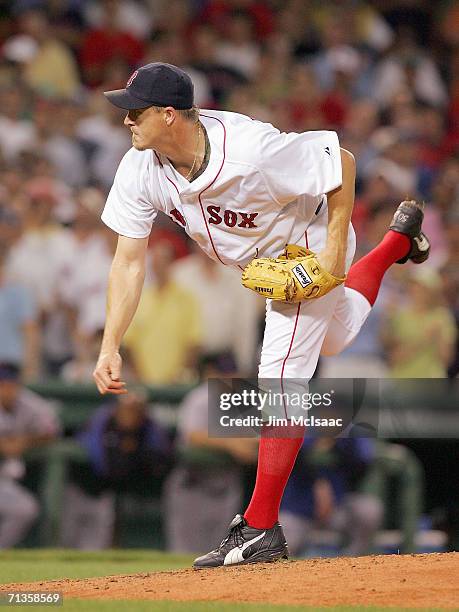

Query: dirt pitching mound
5;552;459;608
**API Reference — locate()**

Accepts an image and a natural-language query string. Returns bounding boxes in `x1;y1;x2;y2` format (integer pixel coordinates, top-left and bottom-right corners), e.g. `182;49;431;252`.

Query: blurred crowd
0;0;458;555
0;0;457;383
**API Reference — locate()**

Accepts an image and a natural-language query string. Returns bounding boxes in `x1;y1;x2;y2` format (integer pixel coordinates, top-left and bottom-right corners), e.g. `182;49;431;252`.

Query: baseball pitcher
93;63;430;568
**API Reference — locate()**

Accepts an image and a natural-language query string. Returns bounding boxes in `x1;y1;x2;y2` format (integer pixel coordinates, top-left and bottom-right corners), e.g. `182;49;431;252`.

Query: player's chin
131;135;147;151
132;139;146;151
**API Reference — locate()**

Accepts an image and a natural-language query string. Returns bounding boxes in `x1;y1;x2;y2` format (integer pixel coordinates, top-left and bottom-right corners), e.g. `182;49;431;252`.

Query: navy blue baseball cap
104;62;194;110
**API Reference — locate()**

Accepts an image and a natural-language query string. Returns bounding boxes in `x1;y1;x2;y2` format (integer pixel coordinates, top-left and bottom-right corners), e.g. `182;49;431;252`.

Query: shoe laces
219;522;245;550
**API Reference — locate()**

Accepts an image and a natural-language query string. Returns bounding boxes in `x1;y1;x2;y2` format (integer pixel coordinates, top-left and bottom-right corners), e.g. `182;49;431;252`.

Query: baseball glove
241;244;346;302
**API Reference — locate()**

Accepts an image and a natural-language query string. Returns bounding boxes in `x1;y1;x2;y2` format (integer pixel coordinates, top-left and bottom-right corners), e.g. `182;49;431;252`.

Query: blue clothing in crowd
281;438;375;519
78;405;170;480
0;283;35;365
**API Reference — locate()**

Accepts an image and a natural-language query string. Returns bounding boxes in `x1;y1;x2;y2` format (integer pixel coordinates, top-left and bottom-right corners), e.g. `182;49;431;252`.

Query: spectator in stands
58;194;113;366
307;0;394;54
249;34;291;108
61;329;104;384
279;63;325;131
382;267;457;378
276;2;320;58
364;131;420;199
38;100;89;189
340;99;380;187
224;82;271;123
0;363;60;548
0;86;36;164
373;26;448;109
198;0;275;41
0;206;21;253
417;106;453;199
84;0;154;41
163;352;258;553
79;0;145;87
431;158;459;221
0;248;39;381
124;235;202;384
5;177;75;376
26;152;75;220
153;0;193;39
190;24;248;105
172;244;261;376
310;15;358;92
214;11;261;79
10;9;81;99
280;437;382;557
76;95;131;190
0;166;29;222
61;389;170;549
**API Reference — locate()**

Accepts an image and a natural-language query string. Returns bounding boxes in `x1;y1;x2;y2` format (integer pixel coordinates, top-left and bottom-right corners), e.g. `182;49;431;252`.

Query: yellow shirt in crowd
387;306;457;378
124;282;202;385
24;41;80;99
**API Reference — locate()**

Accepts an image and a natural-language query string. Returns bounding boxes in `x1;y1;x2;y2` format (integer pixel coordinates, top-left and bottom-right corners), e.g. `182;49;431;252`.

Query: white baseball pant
258;215;372;381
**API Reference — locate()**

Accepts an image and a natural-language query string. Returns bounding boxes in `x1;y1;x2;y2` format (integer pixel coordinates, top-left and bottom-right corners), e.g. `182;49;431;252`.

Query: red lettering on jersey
170;208;186;226
207;206;258;229
238;212;258;228
207;205;222;224
224;210;237;227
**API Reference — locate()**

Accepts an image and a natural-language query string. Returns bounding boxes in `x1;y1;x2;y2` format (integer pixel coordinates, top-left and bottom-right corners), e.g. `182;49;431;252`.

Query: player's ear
164;107;176;127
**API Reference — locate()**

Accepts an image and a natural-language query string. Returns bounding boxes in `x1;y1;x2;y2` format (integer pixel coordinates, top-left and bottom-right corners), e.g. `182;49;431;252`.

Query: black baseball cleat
389;199;430;264
193;514;289;569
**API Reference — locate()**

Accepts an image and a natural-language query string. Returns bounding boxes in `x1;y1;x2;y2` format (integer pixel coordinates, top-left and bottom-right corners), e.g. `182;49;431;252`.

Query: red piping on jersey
155;150;191;230
279;229;308;418
197;114;226;265
154;151;181;197
279;302;301;419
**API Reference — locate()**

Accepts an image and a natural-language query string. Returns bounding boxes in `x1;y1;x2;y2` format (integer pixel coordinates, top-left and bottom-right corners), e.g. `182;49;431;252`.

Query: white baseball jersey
101;108;371;383
101;109;342;267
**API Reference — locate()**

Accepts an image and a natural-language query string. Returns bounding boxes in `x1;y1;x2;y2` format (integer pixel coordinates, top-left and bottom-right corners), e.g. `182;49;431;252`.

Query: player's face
124;106;164;150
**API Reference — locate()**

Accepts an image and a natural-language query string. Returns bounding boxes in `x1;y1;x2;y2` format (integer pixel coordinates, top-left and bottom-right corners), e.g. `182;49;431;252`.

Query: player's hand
93;351;127;395
316;246;346;278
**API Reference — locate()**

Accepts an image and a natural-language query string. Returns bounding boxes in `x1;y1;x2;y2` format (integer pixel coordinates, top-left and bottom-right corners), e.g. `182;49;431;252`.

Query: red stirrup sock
345;230;410;306
244;425;304;529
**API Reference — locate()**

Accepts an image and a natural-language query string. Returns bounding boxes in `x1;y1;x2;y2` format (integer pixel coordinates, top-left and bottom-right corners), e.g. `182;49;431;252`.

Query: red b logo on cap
126;70;138;88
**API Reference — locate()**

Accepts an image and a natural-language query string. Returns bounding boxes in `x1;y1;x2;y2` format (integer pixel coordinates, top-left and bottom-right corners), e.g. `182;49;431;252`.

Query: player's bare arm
93;235;148;395
317;147;356;277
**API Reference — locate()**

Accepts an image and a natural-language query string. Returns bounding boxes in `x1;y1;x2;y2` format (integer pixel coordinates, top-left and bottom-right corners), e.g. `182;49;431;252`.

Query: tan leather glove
241;244;346;302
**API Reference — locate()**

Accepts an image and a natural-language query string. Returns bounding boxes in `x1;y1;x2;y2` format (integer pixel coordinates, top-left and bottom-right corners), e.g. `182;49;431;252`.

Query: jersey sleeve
258;128;342;206
101;148;157;238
